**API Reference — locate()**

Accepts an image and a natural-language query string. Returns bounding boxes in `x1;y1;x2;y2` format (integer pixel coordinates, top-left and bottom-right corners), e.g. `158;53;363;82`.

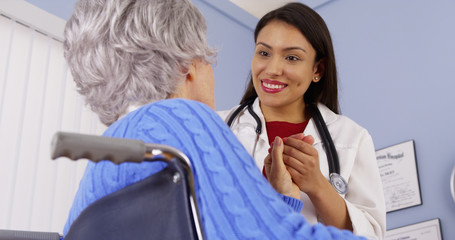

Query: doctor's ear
313;59;326;82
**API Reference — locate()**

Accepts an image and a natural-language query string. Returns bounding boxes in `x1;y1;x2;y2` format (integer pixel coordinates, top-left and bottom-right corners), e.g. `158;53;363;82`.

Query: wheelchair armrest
0;229;61;240
51;132;146;164
51;132;194;171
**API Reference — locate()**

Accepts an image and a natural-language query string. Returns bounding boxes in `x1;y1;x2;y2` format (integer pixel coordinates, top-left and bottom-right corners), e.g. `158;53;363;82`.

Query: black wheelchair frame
0;132;204;240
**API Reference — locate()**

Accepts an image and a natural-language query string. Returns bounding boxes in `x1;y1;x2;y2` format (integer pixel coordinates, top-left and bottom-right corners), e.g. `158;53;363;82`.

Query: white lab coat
218;98;386;240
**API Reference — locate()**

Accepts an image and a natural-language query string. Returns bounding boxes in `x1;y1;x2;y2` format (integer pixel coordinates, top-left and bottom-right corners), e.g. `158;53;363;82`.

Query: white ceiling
18;0;334;22
229;0;334;18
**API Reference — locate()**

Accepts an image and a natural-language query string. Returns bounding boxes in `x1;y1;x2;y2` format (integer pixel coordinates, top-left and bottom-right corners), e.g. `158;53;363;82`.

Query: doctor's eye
258;50;269;57
286;55;300;61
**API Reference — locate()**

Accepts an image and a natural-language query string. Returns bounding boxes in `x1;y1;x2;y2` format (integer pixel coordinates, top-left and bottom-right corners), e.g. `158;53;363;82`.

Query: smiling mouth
261;80;287;93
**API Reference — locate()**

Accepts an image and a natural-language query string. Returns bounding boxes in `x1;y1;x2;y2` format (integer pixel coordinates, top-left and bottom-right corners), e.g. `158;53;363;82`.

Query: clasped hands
264;133;326;199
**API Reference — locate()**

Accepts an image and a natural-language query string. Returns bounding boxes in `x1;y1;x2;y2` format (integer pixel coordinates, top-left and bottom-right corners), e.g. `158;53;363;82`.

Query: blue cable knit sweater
63;99;365;239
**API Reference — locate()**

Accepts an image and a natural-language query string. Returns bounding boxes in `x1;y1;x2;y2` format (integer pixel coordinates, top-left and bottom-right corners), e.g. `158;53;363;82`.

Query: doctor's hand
264;136;300;199
282;133;327;196
283;134;354;231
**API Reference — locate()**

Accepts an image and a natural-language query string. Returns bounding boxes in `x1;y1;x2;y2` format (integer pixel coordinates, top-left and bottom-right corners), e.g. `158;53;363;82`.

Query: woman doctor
218;2;386;239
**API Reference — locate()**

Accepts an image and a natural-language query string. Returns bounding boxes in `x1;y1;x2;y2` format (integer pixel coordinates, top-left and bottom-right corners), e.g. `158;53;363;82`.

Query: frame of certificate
385;218;443;240
376;140;422;212
451;165;455;203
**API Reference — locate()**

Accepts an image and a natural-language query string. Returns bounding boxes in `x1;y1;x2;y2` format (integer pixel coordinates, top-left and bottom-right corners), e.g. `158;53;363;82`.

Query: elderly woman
63;0;366;239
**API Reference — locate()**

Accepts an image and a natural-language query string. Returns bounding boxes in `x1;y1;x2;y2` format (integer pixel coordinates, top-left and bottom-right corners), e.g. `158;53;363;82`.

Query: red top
263;120;309;178
266;121;309;146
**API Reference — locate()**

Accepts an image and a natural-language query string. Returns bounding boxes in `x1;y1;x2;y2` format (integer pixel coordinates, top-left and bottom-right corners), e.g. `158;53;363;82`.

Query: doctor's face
251;20;321;112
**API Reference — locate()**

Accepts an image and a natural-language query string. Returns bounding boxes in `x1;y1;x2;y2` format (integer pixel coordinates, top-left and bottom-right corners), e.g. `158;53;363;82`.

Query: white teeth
263;82;285;89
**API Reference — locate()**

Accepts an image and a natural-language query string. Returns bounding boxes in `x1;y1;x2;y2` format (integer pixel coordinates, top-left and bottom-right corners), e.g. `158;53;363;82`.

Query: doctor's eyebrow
256;42;307;53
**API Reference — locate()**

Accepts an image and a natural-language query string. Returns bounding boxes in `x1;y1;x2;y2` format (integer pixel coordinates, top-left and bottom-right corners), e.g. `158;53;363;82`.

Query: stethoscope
227;98;348;194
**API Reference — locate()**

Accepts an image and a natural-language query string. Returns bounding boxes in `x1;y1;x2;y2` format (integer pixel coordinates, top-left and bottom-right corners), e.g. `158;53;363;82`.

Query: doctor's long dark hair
240;2;339;114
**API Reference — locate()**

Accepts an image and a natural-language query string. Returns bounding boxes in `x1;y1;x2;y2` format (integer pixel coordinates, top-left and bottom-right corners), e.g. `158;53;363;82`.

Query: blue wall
24;0;76;20
22;0;455;239
317;0;455;238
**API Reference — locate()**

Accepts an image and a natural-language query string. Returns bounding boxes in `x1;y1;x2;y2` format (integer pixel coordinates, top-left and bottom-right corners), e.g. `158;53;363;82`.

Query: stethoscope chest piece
330;173;348;195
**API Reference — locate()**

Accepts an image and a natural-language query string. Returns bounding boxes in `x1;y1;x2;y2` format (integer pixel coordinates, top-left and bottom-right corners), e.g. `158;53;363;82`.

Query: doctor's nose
265;57;284;76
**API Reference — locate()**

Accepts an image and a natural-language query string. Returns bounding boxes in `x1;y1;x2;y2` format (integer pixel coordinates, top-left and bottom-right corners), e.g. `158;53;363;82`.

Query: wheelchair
0;131;204;240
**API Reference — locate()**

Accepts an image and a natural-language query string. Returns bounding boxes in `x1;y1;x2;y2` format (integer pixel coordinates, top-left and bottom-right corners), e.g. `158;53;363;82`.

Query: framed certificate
376;140;422;212
385;218;443;240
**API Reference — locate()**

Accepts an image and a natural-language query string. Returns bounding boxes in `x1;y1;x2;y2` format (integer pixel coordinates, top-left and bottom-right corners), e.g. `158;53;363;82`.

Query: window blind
0;13;105;233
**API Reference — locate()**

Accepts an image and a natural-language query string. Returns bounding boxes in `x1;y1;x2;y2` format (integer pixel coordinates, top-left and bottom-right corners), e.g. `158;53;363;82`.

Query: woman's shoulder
318;103;371;139
335;114;366;133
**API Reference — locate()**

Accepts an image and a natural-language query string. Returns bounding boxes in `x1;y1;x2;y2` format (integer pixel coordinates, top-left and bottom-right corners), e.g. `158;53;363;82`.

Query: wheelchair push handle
51;132;146;164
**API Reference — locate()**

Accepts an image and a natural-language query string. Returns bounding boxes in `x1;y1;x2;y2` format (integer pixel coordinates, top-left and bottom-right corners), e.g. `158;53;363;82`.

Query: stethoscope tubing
309;104;340;175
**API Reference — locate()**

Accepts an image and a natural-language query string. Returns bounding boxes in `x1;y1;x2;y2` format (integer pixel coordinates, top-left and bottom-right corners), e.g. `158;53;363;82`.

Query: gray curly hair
64;0;216;126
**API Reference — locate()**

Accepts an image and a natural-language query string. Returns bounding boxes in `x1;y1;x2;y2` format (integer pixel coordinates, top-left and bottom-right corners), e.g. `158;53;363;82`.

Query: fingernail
274;136;282;146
